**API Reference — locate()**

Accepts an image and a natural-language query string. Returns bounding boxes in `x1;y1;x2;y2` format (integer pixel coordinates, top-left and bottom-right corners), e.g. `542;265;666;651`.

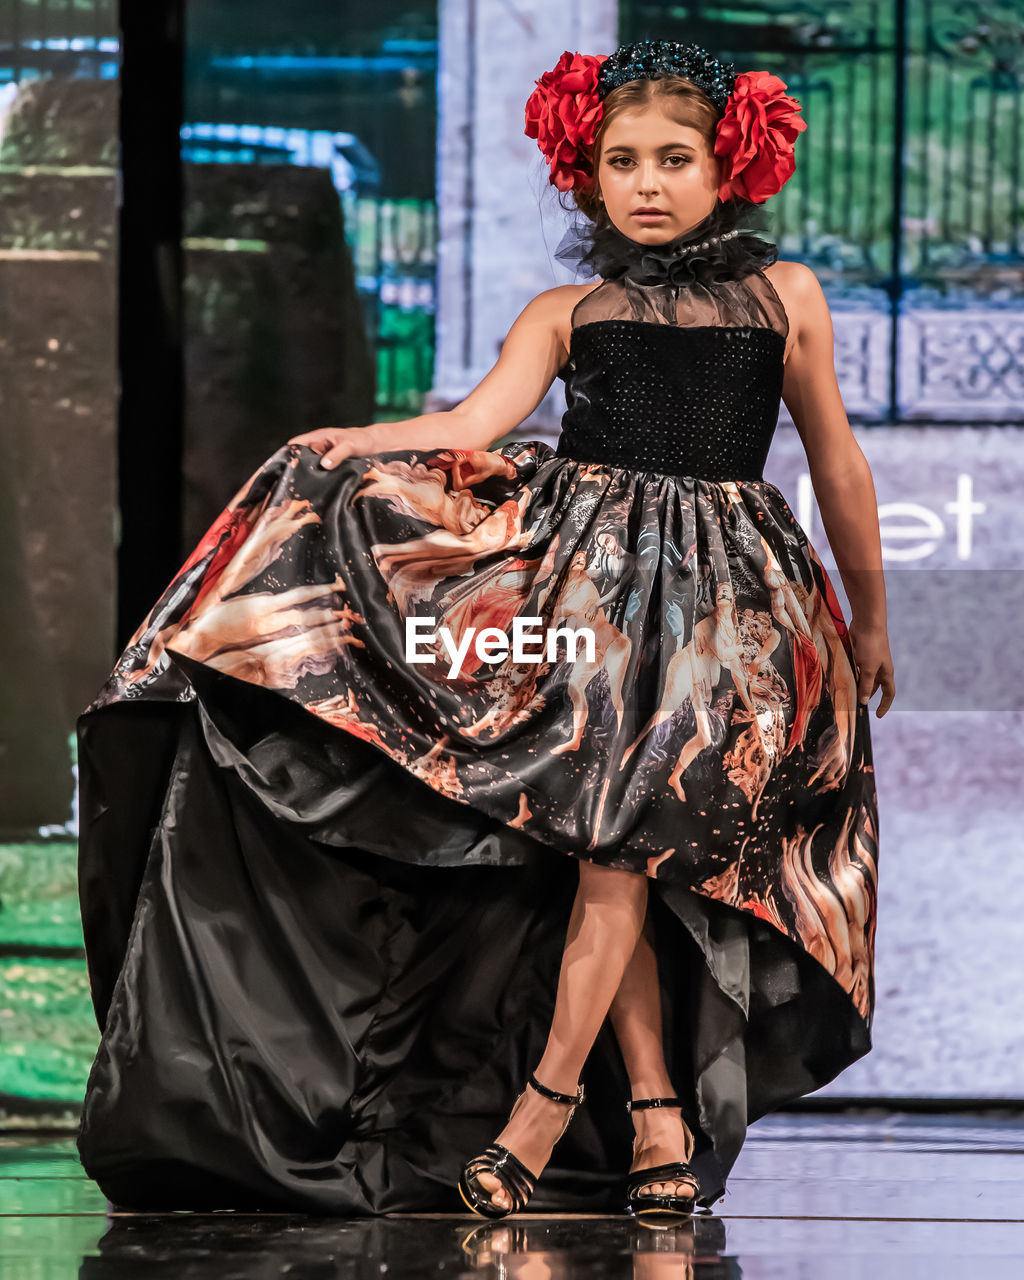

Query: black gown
75;212;879;1215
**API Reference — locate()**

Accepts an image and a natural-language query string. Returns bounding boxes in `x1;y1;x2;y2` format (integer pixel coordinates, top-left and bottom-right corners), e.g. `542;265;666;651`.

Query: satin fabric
76;662;867;1213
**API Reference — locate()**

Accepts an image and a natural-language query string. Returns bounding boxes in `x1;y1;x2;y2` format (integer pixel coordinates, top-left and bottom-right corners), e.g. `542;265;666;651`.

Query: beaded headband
597;39;736;110
524;38;806;205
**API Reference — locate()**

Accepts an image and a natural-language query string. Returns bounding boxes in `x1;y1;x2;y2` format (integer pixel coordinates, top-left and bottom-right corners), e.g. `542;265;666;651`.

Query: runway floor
2;1111;1023;1277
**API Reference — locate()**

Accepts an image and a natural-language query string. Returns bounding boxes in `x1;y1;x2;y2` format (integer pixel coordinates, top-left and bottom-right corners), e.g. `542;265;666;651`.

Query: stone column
430;0;617;440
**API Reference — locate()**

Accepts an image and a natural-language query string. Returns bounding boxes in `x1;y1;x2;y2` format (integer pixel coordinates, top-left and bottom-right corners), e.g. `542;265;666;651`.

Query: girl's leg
473;859;648;1212
607;906;697;1198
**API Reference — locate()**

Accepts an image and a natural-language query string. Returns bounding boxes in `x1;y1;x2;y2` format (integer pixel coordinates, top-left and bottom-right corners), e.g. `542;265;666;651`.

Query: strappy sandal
624;1094;700;1222
457;1071;585;1219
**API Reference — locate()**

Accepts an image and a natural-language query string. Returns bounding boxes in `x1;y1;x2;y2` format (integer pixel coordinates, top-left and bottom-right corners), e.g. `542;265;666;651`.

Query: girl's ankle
531;1068;583;1100
628;1079;677;1101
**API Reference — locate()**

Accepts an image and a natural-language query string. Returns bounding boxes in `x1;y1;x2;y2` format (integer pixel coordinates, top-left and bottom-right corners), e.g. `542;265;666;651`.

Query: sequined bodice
555;269;789;482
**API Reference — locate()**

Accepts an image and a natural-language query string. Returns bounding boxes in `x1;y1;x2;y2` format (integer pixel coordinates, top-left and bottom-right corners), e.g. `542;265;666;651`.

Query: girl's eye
609;156;691;168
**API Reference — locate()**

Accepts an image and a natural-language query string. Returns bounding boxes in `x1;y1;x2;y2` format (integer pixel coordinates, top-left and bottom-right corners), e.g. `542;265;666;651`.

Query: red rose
524;51;608;192
715;70;807;204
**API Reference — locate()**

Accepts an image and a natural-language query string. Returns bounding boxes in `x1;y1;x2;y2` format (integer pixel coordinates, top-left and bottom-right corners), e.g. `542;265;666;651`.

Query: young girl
75;39;894;1224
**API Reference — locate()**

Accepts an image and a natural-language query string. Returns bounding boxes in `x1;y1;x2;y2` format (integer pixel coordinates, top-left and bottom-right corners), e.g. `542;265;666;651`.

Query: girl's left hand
848;620;895;716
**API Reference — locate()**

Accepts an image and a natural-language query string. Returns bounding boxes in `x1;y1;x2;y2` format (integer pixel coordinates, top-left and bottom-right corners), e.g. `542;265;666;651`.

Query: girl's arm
290;287;575;466
778;263;895;715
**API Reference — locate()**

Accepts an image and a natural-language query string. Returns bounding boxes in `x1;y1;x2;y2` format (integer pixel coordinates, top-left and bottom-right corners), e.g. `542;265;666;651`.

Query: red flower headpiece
524;52;806;205
715;71;807;203
524;51;609;193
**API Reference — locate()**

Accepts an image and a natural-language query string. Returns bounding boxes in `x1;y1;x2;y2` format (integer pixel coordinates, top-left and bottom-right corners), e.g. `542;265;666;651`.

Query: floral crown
524;38;806;205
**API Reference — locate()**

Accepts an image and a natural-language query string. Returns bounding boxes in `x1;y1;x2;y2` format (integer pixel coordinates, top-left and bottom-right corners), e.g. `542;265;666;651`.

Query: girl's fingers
875;672;896;716
319;444;352;469
287;429;373;465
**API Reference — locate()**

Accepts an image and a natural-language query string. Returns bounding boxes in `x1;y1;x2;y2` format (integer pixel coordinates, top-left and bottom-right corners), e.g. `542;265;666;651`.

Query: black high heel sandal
624;1094;700;1223
457;1072;585;1219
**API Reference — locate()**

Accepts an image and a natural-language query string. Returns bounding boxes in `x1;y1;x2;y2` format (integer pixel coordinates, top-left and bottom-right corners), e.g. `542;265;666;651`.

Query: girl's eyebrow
603;142;697;155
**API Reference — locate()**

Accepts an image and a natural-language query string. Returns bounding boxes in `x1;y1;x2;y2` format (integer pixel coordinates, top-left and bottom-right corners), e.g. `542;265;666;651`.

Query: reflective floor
3;1112;1024;1278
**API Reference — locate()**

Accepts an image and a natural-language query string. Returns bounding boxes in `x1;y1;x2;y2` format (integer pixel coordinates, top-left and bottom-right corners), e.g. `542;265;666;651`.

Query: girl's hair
568;74;721;224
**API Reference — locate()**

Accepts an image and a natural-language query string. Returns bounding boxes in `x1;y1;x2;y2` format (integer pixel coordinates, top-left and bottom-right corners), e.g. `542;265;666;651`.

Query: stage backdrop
2;0;1023;1127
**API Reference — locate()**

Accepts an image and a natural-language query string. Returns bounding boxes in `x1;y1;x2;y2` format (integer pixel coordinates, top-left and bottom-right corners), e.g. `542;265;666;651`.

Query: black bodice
554;268;790;483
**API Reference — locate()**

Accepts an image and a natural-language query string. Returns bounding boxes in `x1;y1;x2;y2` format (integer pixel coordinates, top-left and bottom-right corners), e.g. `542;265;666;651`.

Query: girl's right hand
286;425;379;469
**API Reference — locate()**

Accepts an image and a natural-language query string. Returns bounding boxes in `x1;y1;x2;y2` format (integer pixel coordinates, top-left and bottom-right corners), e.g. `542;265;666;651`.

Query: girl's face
595;104;722;243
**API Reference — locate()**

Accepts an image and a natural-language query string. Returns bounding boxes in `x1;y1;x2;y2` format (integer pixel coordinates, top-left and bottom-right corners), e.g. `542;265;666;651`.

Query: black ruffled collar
553;199;778;287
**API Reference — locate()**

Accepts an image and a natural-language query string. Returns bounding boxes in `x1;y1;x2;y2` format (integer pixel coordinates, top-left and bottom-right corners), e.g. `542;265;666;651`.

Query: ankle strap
626;1095;683;1111
529;1071;585;1106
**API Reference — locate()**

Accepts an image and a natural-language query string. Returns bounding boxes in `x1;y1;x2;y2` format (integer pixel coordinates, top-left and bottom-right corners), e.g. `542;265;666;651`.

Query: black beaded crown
596;39;737;112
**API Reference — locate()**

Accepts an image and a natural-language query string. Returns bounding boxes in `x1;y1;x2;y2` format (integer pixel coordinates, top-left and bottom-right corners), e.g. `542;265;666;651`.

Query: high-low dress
74;221;879;1215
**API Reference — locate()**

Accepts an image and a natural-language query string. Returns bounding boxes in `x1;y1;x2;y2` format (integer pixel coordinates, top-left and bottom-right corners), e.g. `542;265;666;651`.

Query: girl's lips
633;212;668;220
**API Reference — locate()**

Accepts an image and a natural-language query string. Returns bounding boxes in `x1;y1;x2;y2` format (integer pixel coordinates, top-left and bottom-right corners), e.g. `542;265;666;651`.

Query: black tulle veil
552;196;779;285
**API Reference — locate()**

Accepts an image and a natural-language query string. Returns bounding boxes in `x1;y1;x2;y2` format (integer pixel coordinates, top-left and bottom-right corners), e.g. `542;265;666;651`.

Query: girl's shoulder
533;280;605;314
758;261;821;365
531;281;606;368
760;259;821;314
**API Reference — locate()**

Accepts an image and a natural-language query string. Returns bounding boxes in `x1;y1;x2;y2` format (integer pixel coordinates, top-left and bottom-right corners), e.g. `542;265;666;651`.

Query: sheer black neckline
553;199;779;287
